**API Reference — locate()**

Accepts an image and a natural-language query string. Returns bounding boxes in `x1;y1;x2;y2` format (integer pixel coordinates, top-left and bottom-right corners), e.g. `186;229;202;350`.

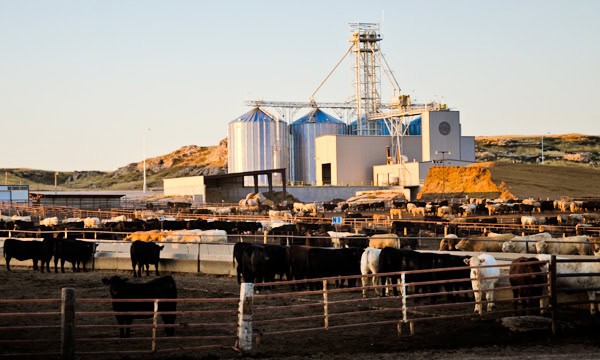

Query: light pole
541;132;549;164
143;128;150;193
436;150;450;199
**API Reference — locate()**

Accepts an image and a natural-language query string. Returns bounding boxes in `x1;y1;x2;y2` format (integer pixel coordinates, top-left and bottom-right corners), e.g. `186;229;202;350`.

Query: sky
1;0;599;171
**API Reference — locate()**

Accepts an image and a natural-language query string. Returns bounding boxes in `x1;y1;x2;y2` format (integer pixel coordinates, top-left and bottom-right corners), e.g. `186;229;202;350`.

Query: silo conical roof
292;108;344;125
230;107;275;123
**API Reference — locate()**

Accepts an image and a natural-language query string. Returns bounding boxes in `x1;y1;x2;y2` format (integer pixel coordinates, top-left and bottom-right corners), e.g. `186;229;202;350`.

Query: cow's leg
60;259;66;273
145;264;150;277
512;288;519;311
154;262;159;276
361;274;368;298
486;288;496;312
54;257;59;273
5;256;11;271
472;281;482;313
32;258;39;271
588;291;597;315
131;259;137;277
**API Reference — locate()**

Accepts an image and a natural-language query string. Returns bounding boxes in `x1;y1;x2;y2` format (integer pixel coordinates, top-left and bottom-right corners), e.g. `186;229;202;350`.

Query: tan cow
124;230;162;242
455;237;504;252
369;234;400;249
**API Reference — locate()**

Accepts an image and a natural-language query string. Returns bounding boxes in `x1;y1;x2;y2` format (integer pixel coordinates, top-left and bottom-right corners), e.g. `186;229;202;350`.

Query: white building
314;111;475;190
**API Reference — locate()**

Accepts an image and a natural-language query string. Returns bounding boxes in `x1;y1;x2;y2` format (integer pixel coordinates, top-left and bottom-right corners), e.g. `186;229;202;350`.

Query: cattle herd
1;196;600;340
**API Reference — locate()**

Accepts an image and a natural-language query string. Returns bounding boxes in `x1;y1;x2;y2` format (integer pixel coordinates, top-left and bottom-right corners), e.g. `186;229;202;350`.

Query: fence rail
1;256;600;358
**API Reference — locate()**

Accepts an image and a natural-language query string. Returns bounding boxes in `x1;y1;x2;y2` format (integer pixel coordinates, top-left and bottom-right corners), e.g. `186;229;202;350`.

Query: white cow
360;248;382;298
40;217;59;227
535;236;591;256
327;231;357;248
501;233;552;253
464;253;500;313
521;216;546;226
537;254;600;315
83;217;100;229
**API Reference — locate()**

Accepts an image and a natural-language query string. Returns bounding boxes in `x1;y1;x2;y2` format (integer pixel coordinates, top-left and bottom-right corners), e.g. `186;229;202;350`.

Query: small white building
0;185;29;203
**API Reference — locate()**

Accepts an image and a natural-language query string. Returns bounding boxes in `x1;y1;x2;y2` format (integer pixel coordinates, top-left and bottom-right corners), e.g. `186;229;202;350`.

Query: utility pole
436;150;450;199
143;128;150;193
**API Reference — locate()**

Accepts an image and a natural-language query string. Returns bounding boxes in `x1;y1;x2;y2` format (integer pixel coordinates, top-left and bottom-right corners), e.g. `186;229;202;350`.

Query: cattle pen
1;256;600;359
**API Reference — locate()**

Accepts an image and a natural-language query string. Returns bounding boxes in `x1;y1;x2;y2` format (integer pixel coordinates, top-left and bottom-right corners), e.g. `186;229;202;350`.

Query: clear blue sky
1;0;598;171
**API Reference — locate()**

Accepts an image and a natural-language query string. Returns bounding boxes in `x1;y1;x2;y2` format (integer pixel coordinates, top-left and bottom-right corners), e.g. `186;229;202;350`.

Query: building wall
164;176;206;200
460;136;476;162
402;136;422;162
421;111;461;162
316;135;390;186
206;185;386;203
0;185;29;203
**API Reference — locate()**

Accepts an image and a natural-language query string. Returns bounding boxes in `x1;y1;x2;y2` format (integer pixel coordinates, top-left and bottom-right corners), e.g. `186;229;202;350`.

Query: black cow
233;242;255;284
40;234;58;273
306;247;362;289
53;238;97;273
130;241;164;277
102;275;177;338
242;244;287;284
3;239;43;271
287;245;311;288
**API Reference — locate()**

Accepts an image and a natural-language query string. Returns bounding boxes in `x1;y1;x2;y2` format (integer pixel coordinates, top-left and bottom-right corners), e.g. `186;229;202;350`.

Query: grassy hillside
476;134;600;166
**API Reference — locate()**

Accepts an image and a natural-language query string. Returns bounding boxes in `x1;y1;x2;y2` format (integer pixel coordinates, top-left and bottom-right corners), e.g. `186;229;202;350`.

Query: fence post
401;273;407;323
476;267;484;316
151;299;159;352
323;280;329;330
61;287;75;360
197;242;201;273
549;255;558;335
237;283;254;354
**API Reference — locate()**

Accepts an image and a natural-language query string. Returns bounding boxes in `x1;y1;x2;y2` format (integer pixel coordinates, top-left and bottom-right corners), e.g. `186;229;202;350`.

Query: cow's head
502;241;515;253
535;240;548;254
464;255;485;278
591;239;600;257
455;239;470;251
102;276;128;287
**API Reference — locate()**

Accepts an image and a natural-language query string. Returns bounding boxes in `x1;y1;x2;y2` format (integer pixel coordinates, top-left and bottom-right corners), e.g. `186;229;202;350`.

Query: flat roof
31;191;125;198
204;168;287;180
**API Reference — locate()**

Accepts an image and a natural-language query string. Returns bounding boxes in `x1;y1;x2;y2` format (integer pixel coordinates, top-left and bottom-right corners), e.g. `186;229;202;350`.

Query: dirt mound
417;165;514;200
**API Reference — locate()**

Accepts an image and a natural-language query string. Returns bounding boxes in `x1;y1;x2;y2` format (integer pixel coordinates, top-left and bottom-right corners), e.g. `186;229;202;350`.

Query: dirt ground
1;268;600;359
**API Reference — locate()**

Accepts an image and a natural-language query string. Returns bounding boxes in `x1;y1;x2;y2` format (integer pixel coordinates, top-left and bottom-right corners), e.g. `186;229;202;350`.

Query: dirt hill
418;162;600;200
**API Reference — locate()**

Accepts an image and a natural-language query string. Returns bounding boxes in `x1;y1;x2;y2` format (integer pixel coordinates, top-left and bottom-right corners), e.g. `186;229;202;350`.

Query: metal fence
1;256;600;358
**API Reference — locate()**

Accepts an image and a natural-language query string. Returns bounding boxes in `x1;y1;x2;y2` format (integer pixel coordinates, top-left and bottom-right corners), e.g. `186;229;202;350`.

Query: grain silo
348;118;391;136
403;116;422;135
290;108;347;184
227;107;289;185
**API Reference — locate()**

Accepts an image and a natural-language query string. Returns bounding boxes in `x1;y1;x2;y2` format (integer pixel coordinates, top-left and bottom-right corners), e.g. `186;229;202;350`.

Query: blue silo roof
231;107;274;123
292;108;345;125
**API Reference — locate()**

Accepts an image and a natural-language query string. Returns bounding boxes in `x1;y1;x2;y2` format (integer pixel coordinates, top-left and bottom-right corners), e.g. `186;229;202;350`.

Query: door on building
321;163;331;185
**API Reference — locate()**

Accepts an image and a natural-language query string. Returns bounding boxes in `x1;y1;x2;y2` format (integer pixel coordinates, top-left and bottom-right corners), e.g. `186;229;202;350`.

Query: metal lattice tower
349;23;382;135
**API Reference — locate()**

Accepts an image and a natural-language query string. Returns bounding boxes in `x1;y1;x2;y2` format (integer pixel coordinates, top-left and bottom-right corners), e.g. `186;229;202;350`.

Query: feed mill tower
231;23;475;192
